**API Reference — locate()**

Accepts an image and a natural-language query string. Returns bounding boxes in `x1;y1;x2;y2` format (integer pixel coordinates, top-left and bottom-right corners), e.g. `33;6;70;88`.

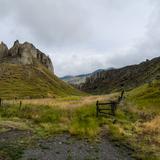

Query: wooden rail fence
96;90;124;117
0;98;23;108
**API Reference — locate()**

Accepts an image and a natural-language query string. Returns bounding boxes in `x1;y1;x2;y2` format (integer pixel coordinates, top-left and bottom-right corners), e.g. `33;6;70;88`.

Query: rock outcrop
0;40;54;73
0;42;8;59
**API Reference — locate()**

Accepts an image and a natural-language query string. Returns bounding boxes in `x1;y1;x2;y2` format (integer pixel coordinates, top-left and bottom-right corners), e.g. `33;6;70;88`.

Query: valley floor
0;81;159;159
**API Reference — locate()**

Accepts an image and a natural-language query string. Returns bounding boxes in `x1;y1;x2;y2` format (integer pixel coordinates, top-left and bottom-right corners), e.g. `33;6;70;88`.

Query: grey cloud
1;0;92;47
0;0;151;48
0;0;159;76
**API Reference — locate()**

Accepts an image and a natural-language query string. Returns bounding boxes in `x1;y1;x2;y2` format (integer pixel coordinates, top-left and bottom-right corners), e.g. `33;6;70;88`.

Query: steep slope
0;41;82;99
80;57;160;94
0;63;82;99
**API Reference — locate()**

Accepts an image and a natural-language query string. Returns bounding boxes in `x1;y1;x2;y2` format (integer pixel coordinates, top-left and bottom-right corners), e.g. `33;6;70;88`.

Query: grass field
0;94;116;136
0;80;159;159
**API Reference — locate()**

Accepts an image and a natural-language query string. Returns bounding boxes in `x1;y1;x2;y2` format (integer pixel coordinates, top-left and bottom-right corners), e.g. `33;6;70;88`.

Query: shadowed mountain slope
80;57;160;94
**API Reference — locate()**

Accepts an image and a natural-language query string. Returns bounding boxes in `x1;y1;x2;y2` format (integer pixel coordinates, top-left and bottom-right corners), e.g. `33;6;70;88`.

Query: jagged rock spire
0;40;54;73
14;40;19;45
0;41;8;59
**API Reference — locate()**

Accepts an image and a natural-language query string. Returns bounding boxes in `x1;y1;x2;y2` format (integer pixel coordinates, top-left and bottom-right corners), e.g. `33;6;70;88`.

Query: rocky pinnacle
0;40;54;73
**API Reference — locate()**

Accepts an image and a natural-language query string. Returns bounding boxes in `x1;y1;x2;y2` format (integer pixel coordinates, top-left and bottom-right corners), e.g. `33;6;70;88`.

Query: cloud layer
0;0;159;76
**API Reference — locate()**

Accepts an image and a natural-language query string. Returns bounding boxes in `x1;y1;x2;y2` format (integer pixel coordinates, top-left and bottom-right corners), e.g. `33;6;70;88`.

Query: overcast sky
0;0;160;76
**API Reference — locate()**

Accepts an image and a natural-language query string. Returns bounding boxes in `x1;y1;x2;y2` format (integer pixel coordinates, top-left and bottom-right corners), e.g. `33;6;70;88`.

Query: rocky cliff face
0;42;8;59
0;40;54;73
80;57;160;94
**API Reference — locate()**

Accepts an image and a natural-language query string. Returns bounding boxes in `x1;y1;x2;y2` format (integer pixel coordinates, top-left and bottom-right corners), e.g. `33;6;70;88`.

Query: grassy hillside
127;80;160;109
0;63;83;99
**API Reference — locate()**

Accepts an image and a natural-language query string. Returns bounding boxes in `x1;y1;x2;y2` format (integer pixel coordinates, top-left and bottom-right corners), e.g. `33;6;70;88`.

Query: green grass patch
0;103;107;138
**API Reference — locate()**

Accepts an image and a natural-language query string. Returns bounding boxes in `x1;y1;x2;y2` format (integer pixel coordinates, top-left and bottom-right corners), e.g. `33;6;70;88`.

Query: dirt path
0;130;134;160
21;134;134;160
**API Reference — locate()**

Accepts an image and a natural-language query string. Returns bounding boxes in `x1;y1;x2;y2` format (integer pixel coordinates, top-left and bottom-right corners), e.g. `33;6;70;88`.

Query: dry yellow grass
142;116;160;135
4;93;118;109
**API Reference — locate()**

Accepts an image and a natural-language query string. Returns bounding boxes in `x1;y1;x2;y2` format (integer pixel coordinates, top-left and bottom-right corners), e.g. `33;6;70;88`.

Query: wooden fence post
19;101;22;110
96;101;99;117
111;102;116;116
0;98;2;107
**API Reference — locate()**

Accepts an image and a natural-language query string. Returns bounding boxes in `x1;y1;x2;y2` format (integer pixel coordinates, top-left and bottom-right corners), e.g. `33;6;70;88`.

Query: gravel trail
21;134;134;160
0;130;134;160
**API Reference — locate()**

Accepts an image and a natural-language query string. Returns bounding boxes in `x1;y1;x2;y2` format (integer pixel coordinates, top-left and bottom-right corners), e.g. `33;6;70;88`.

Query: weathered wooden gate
96;90;124;117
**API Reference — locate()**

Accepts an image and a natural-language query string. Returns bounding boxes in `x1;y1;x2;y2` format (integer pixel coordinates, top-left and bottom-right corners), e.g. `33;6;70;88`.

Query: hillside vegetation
0;63;83;99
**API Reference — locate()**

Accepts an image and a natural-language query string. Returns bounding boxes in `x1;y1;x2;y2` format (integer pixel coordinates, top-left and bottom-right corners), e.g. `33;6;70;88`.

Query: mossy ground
0;81;159;159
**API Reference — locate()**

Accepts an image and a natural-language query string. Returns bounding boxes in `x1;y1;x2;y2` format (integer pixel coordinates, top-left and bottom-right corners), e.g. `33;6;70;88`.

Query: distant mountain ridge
79;57;160;94
61;68;114;85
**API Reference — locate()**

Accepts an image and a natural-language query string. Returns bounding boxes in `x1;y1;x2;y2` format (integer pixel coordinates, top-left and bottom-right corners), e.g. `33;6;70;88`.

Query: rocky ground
0;130;134;160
